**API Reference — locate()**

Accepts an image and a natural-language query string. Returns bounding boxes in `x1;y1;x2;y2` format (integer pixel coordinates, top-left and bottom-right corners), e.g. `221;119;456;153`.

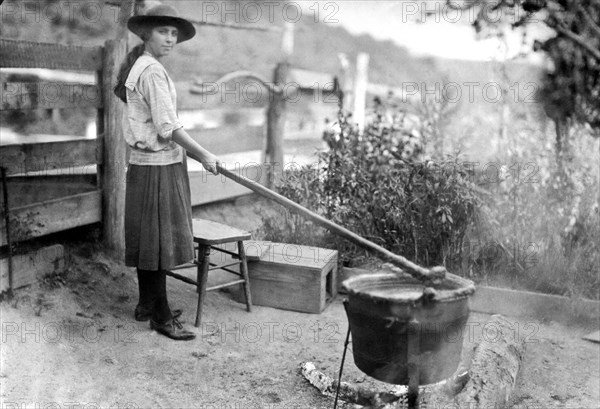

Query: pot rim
342;271;475;304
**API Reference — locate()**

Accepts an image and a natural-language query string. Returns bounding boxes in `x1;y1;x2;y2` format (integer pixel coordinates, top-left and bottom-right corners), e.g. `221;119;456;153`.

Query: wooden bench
166;219;253;327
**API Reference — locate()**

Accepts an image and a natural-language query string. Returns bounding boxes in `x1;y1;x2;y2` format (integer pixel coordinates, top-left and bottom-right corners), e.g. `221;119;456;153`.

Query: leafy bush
259;99;482;269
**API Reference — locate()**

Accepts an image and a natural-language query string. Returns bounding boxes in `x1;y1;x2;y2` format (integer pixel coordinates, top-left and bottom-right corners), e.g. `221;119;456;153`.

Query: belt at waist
129;147;183;165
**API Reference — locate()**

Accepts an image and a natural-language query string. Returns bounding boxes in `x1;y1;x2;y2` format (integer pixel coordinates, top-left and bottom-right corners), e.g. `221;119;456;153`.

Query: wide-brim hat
128;3;196;43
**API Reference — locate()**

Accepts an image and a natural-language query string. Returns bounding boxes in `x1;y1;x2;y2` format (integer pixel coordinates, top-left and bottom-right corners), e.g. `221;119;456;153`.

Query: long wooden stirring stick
189;156;446;284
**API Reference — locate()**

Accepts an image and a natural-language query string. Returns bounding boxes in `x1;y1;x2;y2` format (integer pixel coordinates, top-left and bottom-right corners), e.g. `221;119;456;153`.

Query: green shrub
259;100;483;269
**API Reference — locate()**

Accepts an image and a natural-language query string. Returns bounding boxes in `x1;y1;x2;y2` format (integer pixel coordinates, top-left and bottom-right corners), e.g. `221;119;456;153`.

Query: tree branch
550;21;600;61
577;4;600;39
442;1;600;61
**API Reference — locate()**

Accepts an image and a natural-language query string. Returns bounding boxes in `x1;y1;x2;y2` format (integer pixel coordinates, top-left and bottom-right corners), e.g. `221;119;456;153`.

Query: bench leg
237;241;252;312
195;245;211;327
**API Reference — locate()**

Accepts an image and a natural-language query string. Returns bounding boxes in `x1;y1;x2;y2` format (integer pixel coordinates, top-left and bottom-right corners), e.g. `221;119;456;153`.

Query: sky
298;1;550;62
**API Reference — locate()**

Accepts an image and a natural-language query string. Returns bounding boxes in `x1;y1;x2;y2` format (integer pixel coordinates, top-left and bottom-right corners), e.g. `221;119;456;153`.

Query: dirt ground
1;196;599;408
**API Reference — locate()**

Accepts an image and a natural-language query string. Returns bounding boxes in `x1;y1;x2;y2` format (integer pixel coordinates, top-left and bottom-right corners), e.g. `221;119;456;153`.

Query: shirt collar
124;53;161;91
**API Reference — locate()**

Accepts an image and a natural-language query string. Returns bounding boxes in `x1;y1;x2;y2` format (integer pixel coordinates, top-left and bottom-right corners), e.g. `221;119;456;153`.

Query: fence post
281;22;294;59
353;53;369;133
101;39;127;259
266;62;289;188
337;53;352;112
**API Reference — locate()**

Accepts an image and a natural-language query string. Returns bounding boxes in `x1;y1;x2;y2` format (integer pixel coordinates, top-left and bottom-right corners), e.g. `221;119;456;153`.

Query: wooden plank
1;174;97;208
187;125;265;155
1;68;96;84
0;190;102;246
257;243;338;269
1;82;102;110
0;39;103;71
247;257;337;284
101;39;127;259
0;139;99;176
0;245;64;292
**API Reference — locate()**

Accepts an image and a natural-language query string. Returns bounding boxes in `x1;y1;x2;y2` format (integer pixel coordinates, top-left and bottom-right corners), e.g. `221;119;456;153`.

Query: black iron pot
342;272;474;385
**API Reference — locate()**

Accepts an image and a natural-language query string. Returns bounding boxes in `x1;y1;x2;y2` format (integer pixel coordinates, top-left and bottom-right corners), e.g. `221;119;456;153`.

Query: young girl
114;4;219;341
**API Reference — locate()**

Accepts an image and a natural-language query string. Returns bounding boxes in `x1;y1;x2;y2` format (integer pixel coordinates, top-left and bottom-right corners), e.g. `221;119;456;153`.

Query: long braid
114;43;146;103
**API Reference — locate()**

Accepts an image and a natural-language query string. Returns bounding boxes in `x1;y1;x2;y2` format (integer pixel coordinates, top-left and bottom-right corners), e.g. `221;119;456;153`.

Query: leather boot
149;271;195;340
150;317;196;341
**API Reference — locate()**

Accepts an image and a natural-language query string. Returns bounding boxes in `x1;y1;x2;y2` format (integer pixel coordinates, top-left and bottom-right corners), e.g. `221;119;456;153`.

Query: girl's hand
201;153;219;175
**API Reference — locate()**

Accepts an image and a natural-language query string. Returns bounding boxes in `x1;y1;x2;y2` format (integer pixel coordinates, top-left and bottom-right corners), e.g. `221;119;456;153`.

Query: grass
457;119;600;300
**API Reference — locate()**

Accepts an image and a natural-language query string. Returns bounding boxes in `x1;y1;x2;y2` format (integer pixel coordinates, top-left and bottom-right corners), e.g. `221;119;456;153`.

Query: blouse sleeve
138;65;183;141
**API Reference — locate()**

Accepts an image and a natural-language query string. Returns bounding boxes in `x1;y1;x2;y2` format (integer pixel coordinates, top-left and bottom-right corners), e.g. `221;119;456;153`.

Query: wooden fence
0;33;338;289
0;38;107;249
176;65;339;205
0;20;398;293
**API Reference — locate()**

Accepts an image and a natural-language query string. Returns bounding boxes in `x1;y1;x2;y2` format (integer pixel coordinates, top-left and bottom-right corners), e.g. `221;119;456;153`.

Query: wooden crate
232;242;338;313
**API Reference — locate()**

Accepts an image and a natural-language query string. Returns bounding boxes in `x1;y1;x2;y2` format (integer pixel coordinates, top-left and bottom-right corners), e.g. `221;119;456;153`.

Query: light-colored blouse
124;51;184;165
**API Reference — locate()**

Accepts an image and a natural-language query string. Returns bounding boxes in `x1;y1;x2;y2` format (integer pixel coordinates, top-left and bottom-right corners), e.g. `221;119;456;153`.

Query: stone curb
471;286;599;327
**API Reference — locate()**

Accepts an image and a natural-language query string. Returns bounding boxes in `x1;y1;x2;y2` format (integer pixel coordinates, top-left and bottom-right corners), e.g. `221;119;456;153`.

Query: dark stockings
137;269;173;323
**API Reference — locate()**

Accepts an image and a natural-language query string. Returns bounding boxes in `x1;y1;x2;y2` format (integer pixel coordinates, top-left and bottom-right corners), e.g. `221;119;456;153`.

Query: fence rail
0;190;102;247
1;82;102;110
0;139;100;177
0;39;103;71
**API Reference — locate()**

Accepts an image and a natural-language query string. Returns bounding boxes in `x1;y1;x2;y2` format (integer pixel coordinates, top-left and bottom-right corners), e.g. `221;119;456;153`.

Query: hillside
1;0;546;153
0;0;541;87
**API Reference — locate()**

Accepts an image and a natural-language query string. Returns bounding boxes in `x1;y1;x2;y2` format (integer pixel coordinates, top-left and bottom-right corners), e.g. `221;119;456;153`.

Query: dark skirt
125;162;195;271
